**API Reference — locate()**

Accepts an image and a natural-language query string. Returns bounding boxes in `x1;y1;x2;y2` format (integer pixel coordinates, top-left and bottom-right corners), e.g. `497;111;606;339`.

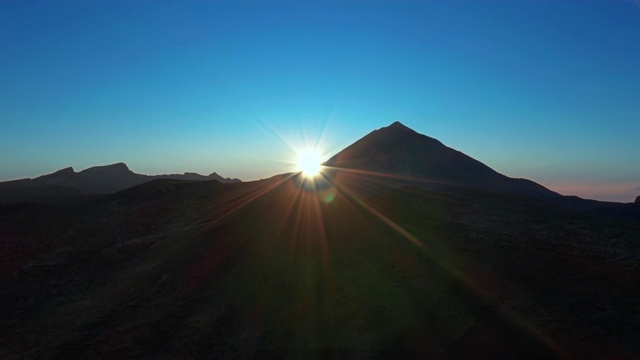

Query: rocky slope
324;121;558;198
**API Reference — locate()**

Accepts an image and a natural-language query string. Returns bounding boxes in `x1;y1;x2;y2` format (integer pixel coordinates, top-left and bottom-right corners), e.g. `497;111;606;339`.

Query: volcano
325;121;558;197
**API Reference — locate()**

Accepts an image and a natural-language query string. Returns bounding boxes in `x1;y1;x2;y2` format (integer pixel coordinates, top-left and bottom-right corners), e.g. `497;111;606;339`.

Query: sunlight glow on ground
296;150;322;178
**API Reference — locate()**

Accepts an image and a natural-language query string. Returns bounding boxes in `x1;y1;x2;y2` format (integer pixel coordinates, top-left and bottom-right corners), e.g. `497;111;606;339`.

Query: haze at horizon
1;1;639;202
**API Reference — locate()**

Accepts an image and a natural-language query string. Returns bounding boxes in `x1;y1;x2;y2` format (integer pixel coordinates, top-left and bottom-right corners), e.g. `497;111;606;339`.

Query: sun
296;150;322;178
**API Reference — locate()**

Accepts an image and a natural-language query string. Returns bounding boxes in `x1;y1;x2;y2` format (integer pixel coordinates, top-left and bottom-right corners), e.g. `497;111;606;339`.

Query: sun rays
173;157;564;357
184;122;563;357
296;149;322;178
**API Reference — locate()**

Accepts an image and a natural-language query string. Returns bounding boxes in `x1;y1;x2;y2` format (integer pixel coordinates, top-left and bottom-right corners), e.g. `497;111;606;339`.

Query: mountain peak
33;166;77;184
78;163;135;179
109;162;130;170
325;121;486;178
325;120;557;197
377;121;416;136
55;166;76;174
388;121;411;130
635;195;640;204
84;162;131;172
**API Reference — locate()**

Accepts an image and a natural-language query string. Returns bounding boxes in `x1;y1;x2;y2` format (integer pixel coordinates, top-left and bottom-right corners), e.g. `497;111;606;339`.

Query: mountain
0;163;240;203
1;124;638;358
325;121;558;198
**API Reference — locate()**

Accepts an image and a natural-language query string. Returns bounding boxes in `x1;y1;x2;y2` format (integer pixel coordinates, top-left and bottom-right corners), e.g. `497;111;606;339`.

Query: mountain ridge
1;152;637;358
0;163;240;203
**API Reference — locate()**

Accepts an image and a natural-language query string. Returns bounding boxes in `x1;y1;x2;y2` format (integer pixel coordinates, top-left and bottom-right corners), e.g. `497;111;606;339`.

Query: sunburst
296;150;323;178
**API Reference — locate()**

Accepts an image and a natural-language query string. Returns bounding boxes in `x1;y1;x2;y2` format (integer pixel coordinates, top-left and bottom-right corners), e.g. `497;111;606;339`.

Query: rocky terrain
1;123;638;359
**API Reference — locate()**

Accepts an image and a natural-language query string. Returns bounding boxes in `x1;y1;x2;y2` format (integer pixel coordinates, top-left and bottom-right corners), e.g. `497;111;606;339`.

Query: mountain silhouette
0;163;240;203
324;121;558;197
1;124;638;358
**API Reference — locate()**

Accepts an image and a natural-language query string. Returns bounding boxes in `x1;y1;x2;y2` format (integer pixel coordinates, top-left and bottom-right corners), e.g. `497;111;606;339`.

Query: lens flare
296;150;322;178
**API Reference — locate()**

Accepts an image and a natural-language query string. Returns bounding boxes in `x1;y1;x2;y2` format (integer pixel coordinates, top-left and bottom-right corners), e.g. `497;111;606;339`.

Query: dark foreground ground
1;172;638;359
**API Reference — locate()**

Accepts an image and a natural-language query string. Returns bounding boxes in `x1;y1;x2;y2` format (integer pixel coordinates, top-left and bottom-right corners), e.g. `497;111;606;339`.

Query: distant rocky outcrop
0;163;240;203
635;195;640;205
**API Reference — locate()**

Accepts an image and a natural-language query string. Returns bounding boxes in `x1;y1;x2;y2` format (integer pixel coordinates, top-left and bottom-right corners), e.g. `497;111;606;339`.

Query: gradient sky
1;0;639;201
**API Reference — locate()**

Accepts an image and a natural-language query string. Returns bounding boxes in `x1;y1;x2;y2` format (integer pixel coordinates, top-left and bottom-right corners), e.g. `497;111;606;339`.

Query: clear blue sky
1;0;639;201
